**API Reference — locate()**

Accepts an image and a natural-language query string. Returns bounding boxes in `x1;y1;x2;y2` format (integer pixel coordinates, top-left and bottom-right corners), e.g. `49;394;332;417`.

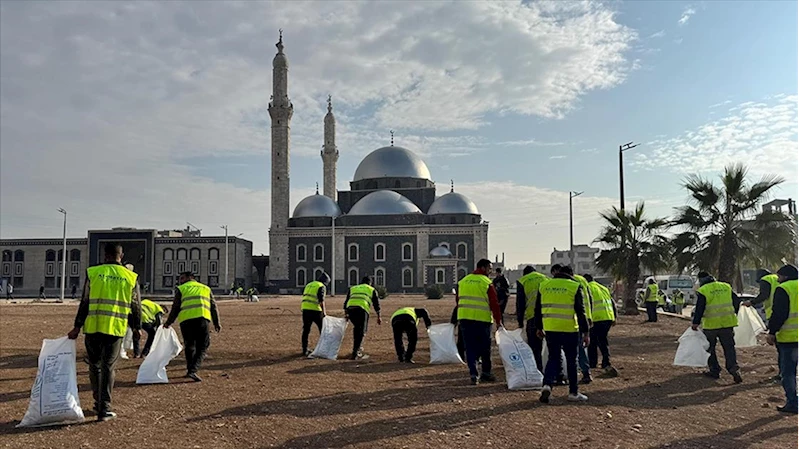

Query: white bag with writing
428;323;465;364
496;328;543;389
17;337;85;427
136;327;183;384
309;316;348;360
734;307;767;348
673;327;711;367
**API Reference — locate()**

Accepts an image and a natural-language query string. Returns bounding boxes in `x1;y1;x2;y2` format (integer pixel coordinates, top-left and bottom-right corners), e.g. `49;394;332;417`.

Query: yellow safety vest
645;283;659;302
177;280;212;323
573;274;593;322
141;299;164;325
391;307;418;324
761;274;779;319
589;281;615;322
776;280;798;344
673;291;685;305
347;284;375;313
301;281;324;312
519;272;548;321
457;274;493;323
697;281;738;330
84;264;137;337
539;278;580;333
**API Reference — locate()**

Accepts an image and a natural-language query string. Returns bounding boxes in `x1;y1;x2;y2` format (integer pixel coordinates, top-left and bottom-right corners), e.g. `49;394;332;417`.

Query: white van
653;275;696;304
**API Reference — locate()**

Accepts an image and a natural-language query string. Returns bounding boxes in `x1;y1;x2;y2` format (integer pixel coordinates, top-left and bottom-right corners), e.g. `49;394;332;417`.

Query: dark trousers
703;327;739;376
645;302;658;322
498;293;509;317
180;318;210;374
392;317;418;361
456;326;465;360
777;343;798;409
347;307;369;355
301;309;323;353
525;319;544;370
777;344;784;377
85;333;122;412
543;331;579;394
589;320;613;368
134;322;160;357
459;319;492;378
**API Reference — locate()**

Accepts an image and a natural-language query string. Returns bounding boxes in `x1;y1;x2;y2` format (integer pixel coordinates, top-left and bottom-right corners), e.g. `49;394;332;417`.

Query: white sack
541;339;568;375
251;295;259;302
734;307;766;348
673;327;710;367
428;323;464;364
496;328;543;390
17;337;85;427
136;327;183;384
309;316;348;360
123;327;134;350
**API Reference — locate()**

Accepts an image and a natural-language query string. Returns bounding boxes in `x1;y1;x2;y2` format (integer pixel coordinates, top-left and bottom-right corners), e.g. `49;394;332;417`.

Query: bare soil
0;296;795;449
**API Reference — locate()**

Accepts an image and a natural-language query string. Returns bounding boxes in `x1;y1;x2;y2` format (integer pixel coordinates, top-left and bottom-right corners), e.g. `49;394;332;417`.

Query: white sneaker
567;392;588;402
539;385;551;404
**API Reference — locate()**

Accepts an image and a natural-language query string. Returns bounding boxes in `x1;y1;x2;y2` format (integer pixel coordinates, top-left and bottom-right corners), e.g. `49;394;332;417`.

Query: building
550;244;601;276
1;228;253;296
266;33;488;294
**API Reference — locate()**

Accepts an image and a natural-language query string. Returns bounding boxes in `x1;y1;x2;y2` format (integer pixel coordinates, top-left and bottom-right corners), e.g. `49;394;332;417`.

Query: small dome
353;146;431;181
292;193;342;218
430;245;453;258
428;192;479;215
348;190;422;215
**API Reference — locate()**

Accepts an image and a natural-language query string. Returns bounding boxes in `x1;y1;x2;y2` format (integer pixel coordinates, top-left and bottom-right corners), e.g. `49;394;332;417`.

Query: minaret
321;95;339;201
268;30;292;283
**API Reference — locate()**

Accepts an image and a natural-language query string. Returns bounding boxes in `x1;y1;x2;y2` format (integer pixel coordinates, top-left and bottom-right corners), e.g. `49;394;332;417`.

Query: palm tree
595;202;672;315
672;163;792;285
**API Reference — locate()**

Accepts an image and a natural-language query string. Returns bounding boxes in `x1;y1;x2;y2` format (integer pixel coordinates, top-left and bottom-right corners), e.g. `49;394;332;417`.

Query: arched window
402;267;413;287
314;267;324;282
402;243;413;261
314;244;324;262
190;248;201;260
348;243;359;262
2;250;11;262
177;248;187;260
439;242;450;250
458;267;467;280
57;249;64;261
296;267;307;287
374;243;386;262
14;250;24;262
209;248;219;260
456;242;467;260
435;268;446;284
70;249;81;261
46;250;56;262
374;267;385;287
348;267;359;286
296;244;307;262
163;248;174;260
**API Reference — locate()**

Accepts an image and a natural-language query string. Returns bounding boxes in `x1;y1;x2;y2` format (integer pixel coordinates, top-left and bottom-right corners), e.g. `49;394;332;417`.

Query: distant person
643;278;659;322
492;267;510;317
391;307;432;363
766;264;798;414
344;276;381;360
5;283;12;300
38;284;46;300
691;271;742;383
516;265;549;370
672;289;685;315
457;259;502;385
71;284;78;300
300;272;329;356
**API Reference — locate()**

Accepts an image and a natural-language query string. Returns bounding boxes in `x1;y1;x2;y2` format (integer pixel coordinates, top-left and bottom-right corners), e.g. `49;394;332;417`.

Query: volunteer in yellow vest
672;289;685;315
300;272;330;356
164;271;221;382
691;271;742;383
585;274;618;377
457;259;503;385
391;307;432;363
573;273;594;384
534;265;590;403
133;299;167;358
766;264;798;414
344;276;381;360
515;265;549;370
743;268;782;383
643;278;659;322
68;243;141;422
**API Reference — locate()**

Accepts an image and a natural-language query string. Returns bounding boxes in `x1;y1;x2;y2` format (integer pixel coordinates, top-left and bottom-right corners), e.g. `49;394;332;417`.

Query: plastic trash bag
428;323;465;364
734;306;766;348
541;338;568;375
136;327;183;384
496;328;543;389
17;337;85;427
250;295;259;302
309;316;348;360
119;327;134;359
673;327;710;367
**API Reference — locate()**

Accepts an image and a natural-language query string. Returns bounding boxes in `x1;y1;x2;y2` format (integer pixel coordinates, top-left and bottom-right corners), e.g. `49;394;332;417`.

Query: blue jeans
778;343;797;409
459;320;492;378
544;331;579;394
578;345;590;376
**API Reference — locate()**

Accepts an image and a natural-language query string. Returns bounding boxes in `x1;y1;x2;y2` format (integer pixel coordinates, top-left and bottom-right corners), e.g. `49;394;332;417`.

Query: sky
1;1;797;267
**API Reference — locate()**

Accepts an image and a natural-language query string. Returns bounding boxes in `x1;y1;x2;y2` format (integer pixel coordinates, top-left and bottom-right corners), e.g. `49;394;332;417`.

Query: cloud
678;7;696;26
549;155;567;160
649;30;666;38
580;148;598;153
673;38;684;45
709;100;733;109
634;95;798;182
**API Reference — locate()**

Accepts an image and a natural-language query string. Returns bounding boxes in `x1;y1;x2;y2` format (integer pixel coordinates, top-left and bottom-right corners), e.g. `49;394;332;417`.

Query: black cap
777;264;798;279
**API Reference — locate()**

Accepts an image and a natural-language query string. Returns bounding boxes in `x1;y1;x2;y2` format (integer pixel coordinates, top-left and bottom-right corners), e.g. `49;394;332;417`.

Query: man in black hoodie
691;271;742;383
766;264;798;414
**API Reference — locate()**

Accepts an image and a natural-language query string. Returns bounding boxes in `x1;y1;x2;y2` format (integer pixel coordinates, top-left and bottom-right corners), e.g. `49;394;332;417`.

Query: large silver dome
428;192;479;215
348;190;423;215
352;146;432;181
292;193;342;218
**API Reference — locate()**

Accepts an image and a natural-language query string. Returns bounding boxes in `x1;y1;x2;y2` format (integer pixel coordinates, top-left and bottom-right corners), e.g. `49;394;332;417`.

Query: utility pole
58;208;67;303
569;191;583;268
220;225;228;293
618;141;640;211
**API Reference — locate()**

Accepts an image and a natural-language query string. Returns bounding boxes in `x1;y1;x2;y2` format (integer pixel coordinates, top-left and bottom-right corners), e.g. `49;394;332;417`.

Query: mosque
267;33;489;294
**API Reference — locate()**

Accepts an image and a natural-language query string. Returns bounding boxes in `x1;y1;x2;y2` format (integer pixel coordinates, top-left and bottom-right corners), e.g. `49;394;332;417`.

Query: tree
595;202;672;315
672;164;792;286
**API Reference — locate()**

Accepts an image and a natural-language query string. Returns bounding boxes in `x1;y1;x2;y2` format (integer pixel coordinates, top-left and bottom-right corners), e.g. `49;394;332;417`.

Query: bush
376;286;388;299
425;284;444;300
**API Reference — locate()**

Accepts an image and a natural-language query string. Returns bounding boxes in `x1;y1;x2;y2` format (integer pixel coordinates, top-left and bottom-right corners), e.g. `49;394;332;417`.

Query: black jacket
769;274;798;336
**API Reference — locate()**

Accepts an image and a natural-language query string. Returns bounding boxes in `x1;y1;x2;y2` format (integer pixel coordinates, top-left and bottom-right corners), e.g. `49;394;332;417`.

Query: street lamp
58;208;67;303
569;191;583;268
618;141;640;211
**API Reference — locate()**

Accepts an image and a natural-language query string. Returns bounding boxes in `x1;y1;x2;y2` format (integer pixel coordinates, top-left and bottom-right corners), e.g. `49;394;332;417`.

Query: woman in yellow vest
300;272;330;356
391;307;432;363
691;271;742;383
164;271;221;382
766;264;798;414
344;276;381;360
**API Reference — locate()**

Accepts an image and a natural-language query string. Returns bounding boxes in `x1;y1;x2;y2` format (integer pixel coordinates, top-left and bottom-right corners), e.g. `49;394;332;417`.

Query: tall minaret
268;30;292;283
321;95;339;201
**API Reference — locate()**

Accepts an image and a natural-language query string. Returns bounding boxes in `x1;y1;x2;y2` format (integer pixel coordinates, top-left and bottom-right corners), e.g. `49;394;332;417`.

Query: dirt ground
0;295;795;449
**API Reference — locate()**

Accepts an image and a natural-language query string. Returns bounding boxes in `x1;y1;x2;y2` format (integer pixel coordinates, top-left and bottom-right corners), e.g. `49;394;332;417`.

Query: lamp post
58;208;67;303
220;225;229;293
569;191;583;268
618;141;640;211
